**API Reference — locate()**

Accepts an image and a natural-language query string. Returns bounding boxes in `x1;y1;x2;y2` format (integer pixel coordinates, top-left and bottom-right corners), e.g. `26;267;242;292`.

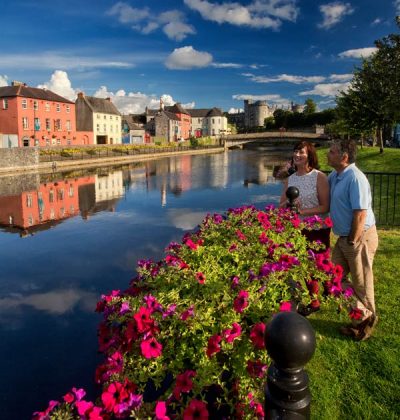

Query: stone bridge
222;131;330;149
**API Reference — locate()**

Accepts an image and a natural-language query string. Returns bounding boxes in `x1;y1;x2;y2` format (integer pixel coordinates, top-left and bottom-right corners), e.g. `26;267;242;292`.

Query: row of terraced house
0;81;228;148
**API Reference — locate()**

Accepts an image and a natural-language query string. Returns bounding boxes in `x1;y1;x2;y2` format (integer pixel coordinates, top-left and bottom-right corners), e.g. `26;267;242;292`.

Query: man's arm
348;209;367;243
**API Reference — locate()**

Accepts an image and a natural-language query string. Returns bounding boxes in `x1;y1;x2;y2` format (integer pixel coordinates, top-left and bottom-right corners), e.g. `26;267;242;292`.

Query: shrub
34;206;351;420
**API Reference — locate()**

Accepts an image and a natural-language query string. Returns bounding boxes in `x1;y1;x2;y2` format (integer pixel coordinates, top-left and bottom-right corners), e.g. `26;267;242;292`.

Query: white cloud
184;0;298;30
329;73;353;82
211;62;243;68
395;0;400;14
318;2;354;29
299;82;350;97
93;86;195;114
167;209;206;230
228;107;244;113
233;93;290;104
371;18;382;26
0;75;8;86
243;73;326;84
37;70;78;101
0;52;133;71
338;47;378;58
165;46;213;70
107;2;196;41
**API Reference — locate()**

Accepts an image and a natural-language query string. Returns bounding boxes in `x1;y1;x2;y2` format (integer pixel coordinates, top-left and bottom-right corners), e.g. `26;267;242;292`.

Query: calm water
0;149;287;419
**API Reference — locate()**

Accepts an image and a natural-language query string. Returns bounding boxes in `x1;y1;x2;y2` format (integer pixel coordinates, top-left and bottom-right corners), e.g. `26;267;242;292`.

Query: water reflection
0;149;288;419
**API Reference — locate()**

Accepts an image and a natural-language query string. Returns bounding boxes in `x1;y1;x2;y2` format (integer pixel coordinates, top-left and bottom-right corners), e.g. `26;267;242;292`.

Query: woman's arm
299;172;330;216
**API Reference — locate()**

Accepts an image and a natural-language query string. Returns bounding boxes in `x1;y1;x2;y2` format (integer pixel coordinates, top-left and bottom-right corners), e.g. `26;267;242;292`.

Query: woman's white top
288;169;320;211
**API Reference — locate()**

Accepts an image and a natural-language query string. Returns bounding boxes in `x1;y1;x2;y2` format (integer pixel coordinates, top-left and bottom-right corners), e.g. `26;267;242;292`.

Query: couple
279;139;379;342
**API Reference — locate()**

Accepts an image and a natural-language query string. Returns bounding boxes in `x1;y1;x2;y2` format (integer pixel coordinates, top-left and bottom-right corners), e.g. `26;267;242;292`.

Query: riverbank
0;146;224;177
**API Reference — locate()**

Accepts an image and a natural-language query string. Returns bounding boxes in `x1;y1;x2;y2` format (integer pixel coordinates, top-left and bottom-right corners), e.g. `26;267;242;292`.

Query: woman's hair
291;140;320;170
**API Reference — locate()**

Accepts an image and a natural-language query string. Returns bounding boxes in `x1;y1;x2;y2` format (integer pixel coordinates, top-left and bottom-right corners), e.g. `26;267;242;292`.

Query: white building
188;107;228;137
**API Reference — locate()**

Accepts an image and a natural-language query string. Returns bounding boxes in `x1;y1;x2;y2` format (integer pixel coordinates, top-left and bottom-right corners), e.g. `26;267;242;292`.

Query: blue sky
0;0;399;114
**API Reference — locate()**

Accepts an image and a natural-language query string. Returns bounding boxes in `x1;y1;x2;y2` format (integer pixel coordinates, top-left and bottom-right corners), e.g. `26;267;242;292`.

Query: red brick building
0;81;92;147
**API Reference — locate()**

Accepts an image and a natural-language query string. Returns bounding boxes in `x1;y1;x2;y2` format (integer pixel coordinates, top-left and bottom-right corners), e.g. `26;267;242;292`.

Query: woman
279;141;330;248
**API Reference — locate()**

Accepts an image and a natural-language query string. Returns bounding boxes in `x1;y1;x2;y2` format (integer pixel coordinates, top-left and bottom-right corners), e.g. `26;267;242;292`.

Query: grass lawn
306;229;400;419
317;146;400;173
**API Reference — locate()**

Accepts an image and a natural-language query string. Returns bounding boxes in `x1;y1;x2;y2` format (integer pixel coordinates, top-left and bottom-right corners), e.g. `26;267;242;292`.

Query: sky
0;0;399;114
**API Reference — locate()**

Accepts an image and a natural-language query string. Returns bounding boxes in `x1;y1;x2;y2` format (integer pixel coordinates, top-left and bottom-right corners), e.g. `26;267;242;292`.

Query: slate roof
0;85;74;104
165;103;190;115
161;110;180;121
78;95;121;115
188;107;224;118
122;114;146;129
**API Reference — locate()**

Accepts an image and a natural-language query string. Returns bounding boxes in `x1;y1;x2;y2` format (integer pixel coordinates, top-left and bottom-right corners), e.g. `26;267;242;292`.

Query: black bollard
264;311;316;419
286;186;300;212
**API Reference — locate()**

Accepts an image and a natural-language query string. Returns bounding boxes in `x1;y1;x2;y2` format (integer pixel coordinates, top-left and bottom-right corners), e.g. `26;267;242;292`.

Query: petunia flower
250;323;266;349
155;401;170;420
196;272;206;284
279;301;292;312
140;337;163;359
206;334;222;358
349;307;363;320
223;322;242;343
246;360;267;378
173;370;196;399
183;399;209;420
233;290;249;313
181;305;195;321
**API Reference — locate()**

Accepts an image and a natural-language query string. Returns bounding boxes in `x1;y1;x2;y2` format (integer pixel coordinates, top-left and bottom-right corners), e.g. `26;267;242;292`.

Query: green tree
335;18;400;152
303;98;317;114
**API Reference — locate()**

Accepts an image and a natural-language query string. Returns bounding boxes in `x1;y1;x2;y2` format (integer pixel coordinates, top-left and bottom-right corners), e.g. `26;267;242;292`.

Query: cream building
188;107;228;137
76;93;122;144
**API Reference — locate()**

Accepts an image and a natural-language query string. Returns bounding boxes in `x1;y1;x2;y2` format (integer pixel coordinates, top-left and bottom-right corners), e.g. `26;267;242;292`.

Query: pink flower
141;337;163;359
343;287;354;298
75;400;94;416
155;401;170;420
349;308;363;320
324;217;333;228
134;306;154;333
196;272;206;284
185;238;199;250
250;323;266;349
173;370;196;399
206;334;222;358
183;399;209;420
306;280;319;295
247;360;267;378
181;305;195;321
228;243;238;252
279;301;292;312
236;229;247;241
63;392;74;404
223;322;242;343
233;290;249;313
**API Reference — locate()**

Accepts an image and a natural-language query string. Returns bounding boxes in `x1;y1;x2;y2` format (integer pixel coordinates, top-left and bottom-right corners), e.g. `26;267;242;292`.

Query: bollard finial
286;186;300;212
264;311;316;419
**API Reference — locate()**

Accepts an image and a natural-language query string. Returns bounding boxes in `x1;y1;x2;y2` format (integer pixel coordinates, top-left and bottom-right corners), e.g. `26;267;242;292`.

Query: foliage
335;19;400;151
189;136;199;147
34;205;351;420
270;108;335;130
303;98;317;115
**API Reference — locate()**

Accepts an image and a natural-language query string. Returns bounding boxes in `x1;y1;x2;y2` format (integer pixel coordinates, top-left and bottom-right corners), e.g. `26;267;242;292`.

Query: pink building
0;81;92;147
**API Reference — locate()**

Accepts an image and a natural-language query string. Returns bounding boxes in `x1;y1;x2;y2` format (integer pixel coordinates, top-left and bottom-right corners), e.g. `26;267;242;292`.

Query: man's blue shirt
328;163;375;236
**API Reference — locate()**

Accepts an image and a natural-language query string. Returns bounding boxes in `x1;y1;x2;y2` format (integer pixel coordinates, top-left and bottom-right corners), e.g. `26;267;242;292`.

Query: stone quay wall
0;147;39;171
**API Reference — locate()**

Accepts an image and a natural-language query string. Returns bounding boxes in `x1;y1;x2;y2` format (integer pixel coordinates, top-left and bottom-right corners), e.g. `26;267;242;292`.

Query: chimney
12;80;25;87
78;92;84;99
160;97;164;111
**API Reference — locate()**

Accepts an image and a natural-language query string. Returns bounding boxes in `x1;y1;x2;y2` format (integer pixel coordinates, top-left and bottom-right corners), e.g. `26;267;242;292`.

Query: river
0;149;288;419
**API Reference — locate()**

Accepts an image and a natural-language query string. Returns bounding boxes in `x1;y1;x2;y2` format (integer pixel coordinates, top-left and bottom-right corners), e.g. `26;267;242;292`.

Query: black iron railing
324;171;400;226
365;172;400;226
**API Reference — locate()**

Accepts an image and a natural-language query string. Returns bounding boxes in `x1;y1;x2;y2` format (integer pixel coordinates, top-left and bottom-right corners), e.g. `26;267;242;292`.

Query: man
327;139;379;341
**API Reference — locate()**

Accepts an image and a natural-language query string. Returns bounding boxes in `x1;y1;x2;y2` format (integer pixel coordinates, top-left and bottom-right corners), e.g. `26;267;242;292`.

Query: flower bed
34;205;351;420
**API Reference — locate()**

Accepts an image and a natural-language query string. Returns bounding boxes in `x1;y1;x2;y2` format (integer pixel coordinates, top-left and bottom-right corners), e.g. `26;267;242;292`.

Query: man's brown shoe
354;315;378;342
339;325;359;337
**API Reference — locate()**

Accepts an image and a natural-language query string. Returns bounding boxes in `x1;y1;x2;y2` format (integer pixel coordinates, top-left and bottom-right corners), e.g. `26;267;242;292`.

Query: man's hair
331;139;357;163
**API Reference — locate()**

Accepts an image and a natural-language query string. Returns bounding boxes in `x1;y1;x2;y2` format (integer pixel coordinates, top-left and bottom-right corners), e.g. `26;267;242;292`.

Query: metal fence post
264;311;316;419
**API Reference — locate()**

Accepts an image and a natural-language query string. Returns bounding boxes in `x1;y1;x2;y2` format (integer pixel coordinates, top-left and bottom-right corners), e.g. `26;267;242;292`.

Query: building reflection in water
0;151;284;236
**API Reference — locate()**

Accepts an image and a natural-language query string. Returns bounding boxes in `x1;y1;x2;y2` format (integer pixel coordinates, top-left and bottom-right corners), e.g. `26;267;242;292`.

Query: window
28;215;33;226
54;119;61;131
45;102;50;111
57;139;61;145
33;101;38;111
103;124;106;132
22;117;29;129
26;194;33;208
58;189;64;200
2;99;8;109
97;114;100;119
46;138;50;146
21;99;27;109
66;105;70;113
212;119;215;124
96;124;100;132
66;120;71;131
110;115;113;120
60;207;65;217
34;118;40;130
49;189;54;203
56;103;60;112
111;125;113;132
46;119;50;130
69;185;74;197
50;208;55;219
